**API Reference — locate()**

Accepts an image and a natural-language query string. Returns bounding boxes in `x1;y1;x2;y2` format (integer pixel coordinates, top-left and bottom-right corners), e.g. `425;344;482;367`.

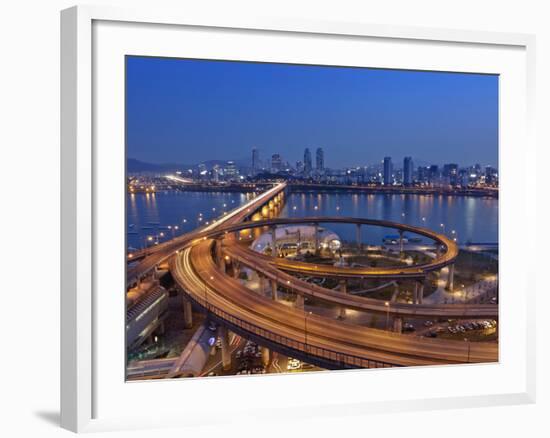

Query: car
425;331;437;338
423;320;434;327
403;323;416;332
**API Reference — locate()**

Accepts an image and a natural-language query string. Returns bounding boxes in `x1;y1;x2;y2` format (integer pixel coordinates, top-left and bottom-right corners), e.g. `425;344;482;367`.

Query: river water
126;191;498;250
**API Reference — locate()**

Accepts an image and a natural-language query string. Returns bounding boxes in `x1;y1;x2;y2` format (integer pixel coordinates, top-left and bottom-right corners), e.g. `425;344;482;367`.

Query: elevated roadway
126;183;287;286
222;242;497;319
171;241;497;368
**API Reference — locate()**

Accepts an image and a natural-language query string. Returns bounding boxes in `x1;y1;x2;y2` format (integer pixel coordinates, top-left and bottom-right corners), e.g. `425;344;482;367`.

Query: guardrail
182;288;397;370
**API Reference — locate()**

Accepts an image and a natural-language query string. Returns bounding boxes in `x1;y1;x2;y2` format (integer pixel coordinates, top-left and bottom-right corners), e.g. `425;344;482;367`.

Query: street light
384;301;390;330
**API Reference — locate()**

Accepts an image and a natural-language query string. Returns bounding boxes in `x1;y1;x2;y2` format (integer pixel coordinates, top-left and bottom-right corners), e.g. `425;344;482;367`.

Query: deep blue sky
126;56;498;168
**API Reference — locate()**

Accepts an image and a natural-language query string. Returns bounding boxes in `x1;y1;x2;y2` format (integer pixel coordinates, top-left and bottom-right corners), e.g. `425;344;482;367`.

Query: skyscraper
252;148;260;174
304;148;312;177
443;163;459;186
316;147;324;173
383;157;393;186
403;156;413;186
224;161;238;181
271;154;282;173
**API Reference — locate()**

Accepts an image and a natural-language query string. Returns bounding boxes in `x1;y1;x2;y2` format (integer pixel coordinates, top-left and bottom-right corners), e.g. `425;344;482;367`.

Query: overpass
171;239;497;369
127;183;497;371
126;182;287;287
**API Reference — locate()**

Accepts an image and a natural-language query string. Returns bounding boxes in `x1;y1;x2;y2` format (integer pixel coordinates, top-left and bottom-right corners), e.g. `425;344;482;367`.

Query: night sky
126;56;498;168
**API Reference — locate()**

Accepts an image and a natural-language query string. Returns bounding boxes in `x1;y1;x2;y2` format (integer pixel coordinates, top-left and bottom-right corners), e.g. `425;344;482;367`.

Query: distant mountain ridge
127;158;251;173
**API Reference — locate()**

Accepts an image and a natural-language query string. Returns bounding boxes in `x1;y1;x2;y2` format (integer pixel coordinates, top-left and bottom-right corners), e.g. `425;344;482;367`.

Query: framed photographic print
61;5;536;433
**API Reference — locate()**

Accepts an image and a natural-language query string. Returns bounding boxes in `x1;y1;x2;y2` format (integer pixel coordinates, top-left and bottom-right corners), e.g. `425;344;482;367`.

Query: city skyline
126;56;498;168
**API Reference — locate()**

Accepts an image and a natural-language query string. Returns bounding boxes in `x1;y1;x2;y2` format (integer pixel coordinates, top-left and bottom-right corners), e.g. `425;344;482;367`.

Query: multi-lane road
171;240;497;367
128;182;498;369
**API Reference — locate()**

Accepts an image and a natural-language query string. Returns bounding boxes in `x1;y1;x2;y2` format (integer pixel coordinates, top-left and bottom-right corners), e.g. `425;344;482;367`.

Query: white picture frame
61;4;536;433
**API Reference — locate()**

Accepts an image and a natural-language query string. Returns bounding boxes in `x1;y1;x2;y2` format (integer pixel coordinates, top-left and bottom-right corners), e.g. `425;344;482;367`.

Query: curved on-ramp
171;238;498;369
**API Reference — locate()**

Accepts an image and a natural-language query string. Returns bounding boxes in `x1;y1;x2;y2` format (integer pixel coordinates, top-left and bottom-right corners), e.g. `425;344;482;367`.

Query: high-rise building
485;166;498;185
383;157;393;186
252;148;260;174
403;156;413;186
211;164;220;182
304;148;312;177
417;166;429;184
224;161;238;180
271;154;282;173
443;163;459;186
316;147;324;172
428;165;439;185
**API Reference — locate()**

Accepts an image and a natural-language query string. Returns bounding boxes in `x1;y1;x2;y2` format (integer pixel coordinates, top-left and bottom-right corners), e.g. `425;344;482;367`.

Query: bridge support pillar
270;225;277;257
393;317;403;333
314;223;320;255
399;230;404;254
436;245;441;258
232;262;239;279
391;283;399;302
270;279;278;301
356;224;362;251
338;280;347;319
258;274;266;295
216;239;226;273
446;264;455;291
219;326;231;371
183;298;193;329
261;347;270;367
295;294;304;309
417;281;425;304
413;282;418;305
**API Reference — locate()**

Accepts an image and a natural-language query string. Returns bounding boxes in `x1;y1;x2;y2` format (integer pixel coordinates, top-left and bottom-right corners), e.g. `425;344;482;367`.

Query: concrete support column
295;294;304;308
436;245;441;258
446;264;455;291
219;326;231;371
216;239;225;272
270;279;278;301
399;230;404;253
258;274;266;295
314;223;320;255
417;281;425;304
391;283;399;302
393;317;403;333
232;262;239;279
183;298;193;328
356;224;362;250
413;282;418;305
261;347;270;367
339;280;348;294
338;280;347;319
270;225;277;257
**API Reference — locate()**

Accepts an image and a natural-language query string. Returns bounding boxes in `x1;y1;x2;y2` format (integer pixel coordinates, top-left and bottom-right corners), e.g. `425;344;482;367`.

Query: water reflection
281;192;498;245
